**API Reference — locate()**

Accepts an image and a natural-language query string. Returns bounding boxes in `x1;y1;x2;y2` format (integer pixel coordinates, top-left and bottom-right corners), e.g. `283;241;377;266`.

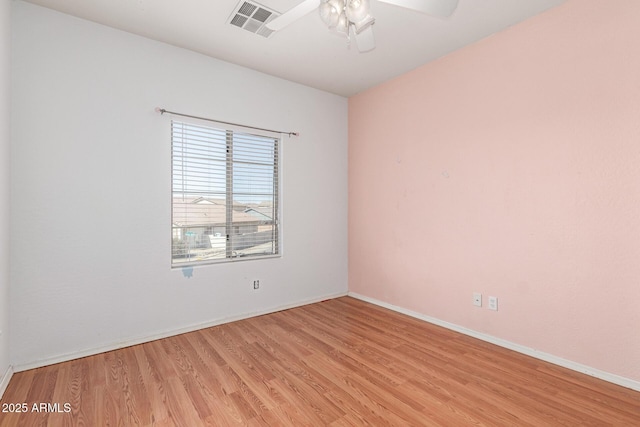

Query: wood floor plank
132;344;172;424
2;296;639;426
0;369;35;427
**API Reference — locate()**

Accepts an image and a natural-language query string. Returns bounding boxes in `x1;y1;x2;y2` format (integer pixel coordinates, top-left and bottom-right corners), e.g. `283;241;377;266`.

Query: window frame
170;119;281;267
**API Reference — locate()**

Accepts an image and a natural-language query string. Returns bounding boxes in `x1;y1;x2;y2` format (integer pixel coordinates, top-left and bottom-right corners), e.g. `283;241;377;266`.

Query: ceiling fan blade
266;0;321;31
379;0;459;18
353;25;376;53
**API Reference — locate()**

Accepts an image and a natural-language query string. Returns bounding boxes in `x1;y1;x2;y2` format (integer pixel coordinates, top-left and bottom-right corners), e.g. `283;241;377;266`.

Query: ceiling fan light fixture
270;0;459;53
320;0;345;27
345;0;370;23
319;0;374;39
336;11;350;34
319;2;334;26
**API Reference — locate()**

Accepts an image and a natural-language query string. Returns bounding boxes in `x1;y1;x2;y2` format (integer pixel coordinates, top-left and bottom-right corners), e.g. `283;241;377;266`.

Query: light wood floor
1;297;639;426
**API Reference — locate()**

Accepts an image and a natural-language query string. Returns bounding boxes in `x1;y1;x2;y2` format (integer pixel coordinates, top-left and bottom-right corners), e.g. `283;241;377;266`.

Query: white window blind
171;120;279;266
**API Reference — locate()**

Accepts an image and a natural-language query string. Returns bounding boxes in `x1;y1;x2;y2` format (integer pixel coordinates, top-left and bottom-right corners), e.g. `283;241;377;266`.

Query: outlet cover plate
473;292;482;307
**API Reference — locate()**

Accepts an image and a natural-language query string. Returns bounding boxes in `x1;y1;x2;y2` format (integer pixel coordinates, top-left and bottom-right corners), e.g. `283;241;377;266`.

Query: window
171;120;279;266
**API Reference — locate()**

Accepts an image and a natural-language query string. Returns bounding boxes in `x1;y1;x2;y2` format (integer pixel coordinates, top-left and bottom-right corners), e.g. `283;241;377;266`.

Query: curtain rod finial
155;107;165;114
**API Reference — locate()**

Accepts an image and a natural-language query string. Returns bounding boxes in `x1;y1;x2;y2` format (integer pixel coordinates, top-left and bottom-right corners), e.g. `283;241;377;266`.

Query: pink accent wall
349;0;640;382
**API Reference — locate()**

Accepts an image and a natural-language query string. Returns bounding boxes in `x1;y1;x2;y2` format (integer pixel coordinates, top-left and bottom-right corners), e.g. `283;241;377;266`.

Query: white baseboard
349;292;640;392
13;291;348;373
0;365;13;399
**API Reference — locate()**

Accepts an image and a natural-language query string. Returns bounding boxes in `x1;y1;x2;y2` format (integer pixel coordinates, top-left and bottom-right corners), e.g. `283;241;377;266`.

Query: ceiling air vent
228;1;280;38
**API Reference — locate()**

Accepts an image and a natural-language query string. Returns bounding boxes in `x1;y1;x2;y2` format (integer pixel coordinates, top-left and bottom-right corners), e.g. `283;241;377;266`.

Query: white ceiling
22;0;566;97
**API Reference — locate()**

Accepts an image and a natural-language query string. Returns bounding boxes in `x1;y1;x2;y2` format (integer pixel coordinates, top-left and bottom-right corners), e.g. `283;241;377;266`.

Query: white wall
0;0;12;392
11;1;348;369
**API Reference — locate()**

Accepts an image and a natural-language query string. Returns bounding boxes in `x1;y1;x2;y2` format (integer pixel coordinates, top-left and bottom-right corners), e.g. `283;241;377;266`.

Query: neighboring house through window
171;120;280;266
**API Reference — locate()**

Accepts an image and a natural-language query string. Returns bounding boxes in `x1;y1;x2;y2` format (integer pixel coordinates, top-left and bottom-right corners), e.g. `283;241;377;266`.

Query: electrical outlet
473;292;482;307
488;296;498;311
253;280;260;290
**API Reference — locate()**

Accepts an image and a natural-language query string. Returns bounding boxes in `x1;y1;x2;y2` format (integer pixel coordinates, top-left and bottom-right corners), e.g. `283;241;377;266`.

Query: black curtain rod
156;108;299;137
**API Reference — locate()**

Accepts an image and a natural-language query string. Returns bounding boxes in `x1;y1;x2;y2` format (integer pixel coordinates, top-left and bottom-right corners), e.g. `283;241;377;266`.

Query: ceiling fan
266;0;459;53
